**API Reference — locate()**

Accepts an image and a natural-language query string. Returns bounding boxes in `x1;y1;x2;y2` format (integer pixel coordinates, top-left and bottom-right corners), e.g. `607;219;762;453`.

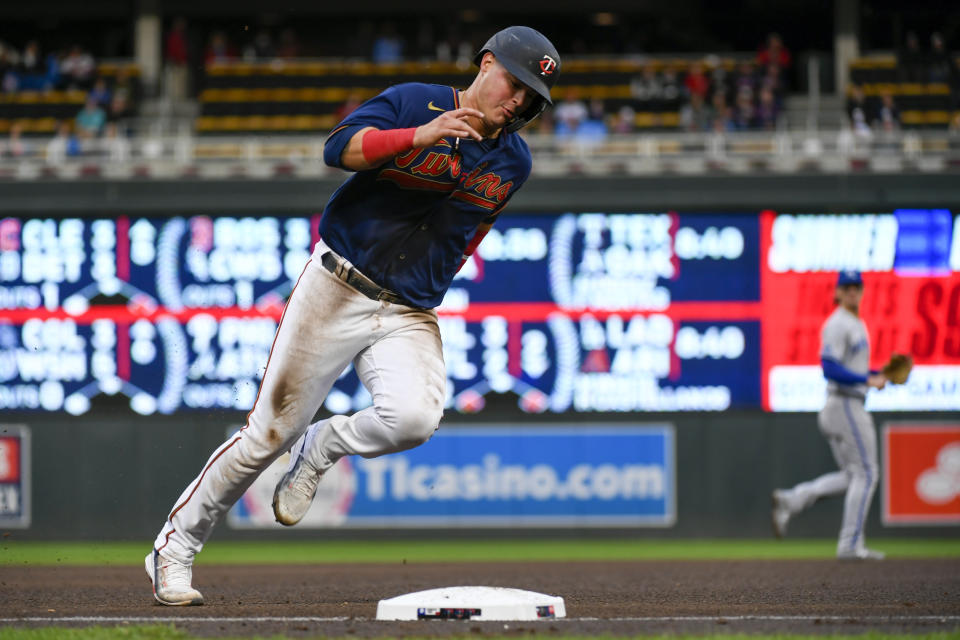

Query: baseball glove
881;353;913;384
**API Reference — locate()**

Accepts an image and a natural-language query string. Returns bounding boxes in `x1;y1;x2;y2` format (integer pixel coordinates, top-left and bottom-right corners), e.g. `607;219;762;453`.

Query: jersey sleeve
819;314;847;363
323;85;406;169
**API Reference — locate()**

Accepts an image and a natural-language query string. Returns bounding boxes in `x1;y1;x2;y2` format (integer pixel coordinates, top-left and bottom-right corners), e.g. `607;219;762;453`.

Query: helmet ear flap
504;97;546;133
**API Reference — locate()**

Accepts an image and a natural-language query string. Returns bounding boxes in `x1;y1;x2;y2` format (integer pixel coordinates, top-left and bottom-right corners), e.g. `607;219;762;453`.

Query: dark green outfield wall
5;410;955;540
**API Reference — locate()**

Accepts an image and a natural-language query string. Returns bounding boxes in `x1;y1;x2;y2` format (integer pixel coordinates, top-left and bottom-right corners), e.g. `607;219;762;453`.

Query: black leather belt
320;251;412;306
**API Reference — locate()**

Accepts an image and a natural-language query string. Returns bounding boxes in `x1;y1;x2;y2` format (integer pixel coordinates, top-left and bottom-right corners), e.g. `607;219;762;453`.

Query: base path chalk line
2;615;960;624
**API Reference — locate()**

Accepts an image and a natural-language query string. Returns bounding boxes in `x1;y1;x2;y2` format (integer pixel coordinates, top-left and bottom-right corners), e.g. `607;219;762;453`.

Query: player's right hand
413;107;485;148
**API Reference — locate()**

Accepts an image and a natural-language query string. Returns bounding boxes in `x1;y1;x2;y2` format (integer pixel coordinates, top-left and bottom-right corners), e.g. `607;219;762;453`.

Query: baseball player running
145;26;561;605
771;270;887;560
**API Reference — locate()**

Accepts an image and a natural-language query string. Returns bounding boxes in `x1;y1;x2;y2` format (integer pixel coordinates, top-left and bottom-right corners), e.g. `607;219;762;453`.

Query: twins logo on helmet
540;55;557;76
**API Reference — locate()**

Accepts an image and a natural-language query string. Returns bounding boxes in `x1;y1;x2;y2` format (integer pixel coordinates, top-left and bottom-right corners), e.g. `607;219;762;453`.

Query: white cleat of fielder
145;549;204;605
272;434;325;526
837;547;886;561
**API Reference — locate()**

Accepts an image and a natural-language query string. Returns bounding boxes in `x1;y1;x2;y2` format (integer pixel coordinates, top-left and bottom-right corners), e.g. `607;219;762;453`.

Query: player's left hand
867;373;887;390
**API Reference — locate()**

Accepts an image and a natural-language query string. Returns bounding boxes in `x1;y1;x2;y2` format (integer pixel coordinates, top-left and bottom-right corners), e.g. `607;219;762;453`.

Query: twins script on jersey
320;83;533;308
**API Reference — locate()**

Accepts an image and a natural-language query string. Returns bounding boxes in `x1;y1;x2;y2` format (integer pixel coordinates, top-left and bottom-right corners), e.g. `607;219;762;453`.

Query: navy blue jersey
319;82;532;308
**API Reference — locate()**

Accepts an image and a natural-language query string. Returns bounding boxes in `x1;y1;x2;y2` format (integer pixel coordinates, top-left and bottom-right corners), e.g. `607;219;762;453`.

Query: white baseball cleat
145;549;204;605
272;435;324;526
837;547;886;561
770;489;791;539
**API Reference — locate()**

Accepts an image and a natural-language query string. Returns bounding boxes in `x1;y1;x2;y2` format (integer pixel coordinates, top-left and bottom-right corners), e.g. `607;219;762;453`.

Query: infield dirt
2;559;959;637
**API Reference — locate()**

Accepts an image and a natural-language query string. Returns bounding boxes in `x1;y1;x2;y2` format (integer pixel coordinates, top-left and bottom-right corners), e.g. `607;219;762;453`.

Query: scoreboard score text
0;210;957;415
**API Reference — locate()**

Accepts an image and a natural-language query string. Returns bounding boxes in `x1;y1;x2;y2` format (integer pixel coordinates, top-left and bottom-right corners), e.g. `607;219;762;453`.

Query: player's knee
389;402;442;449
848;464;879;486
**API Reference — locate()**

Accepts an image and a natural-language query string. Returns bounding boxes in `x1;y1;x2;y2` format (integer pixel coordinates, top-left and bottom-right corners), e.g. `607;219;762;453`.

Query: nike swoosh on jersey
427;101;446;112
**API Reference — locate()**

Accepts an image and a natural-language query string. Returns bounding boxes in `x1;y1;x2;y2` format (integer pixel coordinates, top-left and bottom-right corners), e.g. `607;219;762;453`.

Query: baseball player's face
837;284;864;312
476;55;534;131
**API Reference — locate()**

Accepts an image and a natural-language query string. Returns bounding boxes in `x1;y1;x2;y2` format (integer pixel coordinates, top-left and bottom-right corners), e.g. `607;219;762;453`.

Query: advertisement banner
0;424;30;528
883;423;960;525
228;424;675;528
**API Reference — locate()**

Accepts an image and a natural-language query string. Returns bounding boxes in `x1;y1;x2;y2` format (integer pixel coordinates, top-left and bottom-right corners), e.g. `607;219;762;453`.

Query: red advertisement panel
0;436;20;483
883;424;960;524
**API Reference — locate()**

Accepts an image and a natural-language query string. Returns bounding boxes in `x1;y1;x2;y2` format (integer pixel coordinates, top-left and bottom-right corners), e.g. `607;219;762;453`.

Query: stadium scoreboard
0;210;957;415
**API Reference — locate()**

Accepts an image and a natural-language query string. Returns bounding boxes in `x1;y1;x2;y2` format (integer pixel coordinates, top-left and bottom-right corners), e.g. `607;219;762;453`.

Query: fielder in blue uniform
771;270;887;560
145;26;561;605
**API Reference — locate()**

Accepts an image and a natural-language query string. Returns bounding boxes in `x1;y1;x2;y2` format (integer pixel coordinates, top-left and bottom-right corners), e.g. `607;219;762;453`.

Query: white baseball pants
154;241;445;564
780;394;879;556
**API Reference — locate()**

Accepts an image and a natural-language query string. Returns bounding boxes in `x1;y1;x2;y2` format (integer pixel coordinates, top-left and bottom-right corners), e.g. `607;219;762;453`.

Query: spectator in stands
59;45;95;90
928;32;958;85
555;98;608;148
611;105;635;134
576;99;609;145
17;40;46;89
630;60;664;110
554;89;589;132
660;66;682;110
733;60;757;98
709;91;734;132
3;122;28;158
705;55;730;102
205;31;236;65
680;92;710;132
20;41;41;74
372;23;404;63
75;97;106;139
756;33;791;72
0;41;17;92
244;29;276;61
874;90;900;132
731;89;757;130
106;91;133;136
88;77;112;109
41;50;61;91
761;63;785;106
755;86;779;130
103;117;131;162
46;120;81;163
898;31;925;83
846;84;872;138
165;17;190;100
684;61;710;102
112;66;139;111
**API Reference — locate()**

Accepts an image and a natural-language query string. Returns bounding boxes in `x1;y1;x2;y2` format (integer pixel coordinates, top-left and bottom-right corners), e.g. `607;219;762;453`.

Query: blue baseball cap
837;270;863;287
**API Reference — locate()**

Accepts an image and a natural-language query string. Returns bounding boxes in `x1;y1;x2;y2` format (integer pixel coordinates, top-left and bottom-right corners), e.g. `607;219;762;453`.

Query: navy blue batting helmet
474;26;561;133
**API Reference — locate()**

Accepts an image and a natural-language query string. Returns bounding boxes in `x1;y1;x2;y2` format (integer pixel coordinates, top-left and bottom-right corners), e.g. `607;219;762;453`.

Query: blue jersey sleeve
323;86;405;169
821;357;868;385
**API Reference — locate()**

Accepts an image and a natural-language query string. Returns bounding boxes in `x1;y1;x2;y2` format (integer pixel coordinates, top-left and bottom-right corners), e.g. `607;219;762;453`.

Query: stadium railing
2;129;958;179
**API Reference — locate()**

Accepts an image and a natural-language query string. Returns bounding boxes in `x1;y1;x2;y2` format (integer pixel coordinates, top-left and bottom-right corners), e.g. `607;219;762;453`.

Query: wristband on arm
361;127;417;165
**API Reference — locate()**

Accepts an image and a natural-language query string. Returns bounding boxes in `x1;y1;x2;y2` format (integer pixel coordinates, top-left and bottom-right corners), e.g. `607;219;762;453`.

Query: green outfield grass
2;538;959;566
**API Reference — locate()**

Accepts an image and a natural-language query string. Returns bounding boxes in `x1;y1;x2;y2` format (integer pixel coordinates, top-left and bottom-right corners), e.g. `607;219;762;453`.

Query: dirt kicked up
2;559;959;637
